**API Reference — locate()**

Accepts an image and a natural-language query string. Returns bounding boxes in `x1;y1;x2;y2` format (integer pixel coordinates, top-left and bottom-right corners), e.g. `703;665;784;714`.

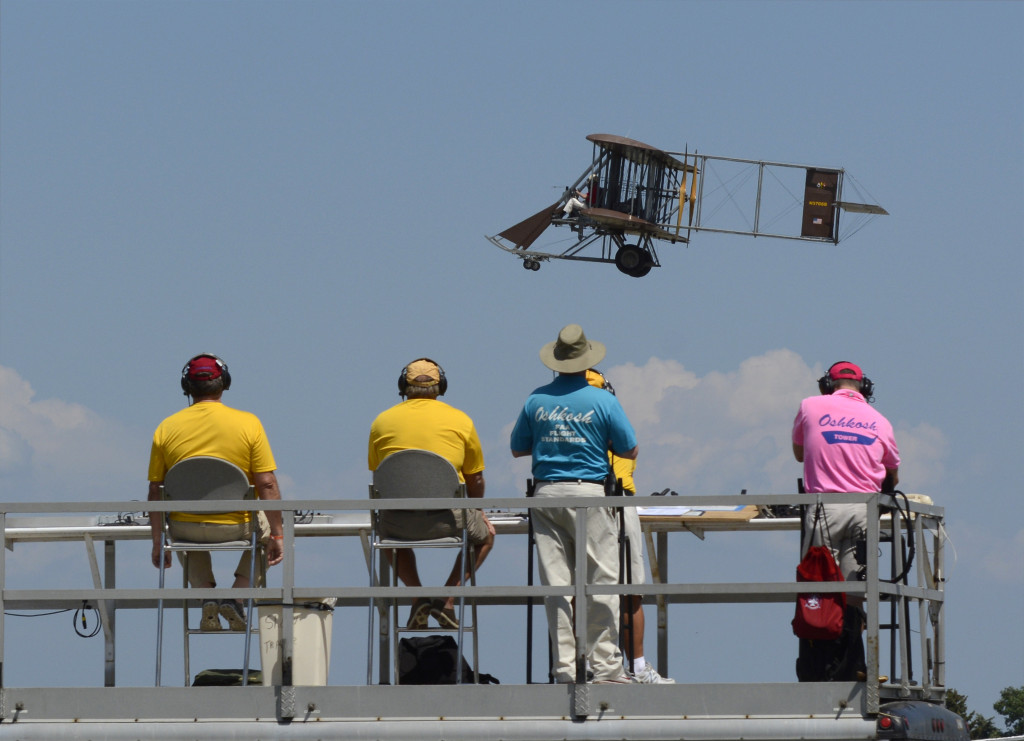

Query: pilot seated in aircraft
561;188;588;219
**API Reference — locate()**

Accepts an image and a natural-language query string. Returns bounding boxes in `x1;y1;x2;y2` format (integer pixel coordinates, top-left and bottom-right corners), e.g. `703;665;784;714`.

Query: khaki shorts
379;508;490;545
168;511;269;588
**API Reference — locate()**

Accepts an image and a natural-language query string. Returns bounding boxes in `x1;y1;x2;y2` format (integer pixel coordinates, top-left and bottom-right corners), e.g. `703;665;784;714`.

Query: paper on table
636;506;694;517
637;505;746;517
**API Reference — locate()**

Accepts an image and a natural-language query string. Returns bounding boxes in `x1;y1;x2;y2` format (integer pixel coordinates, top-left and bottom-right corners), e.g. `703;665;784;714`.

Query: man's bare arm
465;471;485;499
253;470;285;566
148;481;171;568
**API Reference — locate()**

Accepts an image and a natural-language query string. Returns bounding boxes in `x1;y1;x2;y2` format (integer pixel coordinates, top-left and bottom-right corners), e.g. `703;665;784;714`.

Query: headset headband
817;360;873;402
181;353;232;395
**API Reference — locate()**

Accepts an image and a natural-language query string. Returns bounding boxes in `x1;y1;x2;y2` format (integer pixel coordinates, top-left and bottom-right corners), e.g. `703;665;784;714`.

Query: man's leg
620;507;672;681
533;484;578;683
218;520;258;630
376;512;432;626
384;549;432;628
585;505;625;682
620;508;644;669
438;510;494;613
169;520;240;631
623;595;644;665
825;503;871;679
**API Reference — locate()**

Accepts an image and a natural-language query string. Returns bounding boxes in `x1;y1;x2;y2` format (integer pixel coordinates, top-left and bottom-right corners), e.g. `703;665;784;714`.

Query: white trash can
258;598;336;686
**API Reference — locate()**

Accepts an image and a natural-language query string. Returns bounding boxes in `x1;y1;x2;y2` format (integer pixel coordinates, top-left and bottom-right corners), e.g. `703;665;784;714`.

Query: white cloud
604;357;698;425
0;365;145;502
946;522;1024;587
893;422;948;493
601;350;949;499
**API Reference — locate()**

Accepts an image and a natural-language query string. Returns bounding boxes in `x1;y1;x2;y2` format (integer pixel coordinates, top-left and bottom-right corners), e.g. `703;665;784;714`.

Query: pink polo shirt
792;389;900;494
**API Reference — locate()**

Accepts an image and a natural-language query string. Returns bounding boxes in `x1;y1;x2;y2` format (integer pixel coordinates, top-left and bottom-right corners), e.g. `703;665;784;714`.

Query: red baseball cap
828;361;863;381
186;356;223;380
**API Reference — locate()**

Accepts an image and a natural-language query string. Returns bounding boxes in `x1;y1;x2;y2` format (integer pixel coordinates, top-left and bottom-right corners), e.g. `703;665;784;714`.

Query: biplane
487;134;888;277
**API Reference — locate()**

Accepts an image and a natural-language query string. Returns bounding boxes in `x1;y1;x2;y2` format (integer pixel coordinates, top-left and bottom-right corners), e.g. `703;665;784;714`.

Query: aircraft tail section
496;201;559;250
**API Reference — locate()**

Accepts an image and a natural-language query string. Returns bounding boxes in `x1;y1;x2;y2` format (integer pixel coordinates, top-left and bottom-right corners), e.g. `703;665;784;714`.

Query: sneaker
406;599;431;629
200;600;222;631
430;600;459;629
219;599;247;631
594;673;635;684
632;665;676;684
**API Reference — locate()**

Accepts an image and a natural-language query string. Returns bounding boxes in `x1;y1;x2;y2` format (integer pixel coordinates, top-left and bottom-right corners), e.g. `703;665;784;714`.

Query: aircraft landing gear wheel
629;252;652;277
530;260;541;271
614;245;652;278
522;259;541;271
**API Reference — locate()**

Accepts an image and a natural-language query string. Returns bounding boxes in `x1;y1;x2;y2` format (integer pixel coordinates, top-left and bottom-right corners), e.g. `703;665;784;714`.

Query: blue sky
1;0;1021;712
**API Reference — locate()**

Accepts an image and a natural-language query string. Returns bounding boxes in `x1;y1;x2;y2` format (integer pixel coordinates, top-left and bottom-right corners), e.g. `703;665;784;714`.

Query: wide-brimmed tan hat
539;324;606;373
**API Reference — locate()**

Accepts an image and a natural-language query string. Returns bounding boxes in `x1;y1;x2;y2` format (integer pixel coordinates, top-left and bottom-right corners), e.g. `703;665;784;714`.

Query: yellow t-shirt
610;452;636;494
368;398;484;481
148;401;277;524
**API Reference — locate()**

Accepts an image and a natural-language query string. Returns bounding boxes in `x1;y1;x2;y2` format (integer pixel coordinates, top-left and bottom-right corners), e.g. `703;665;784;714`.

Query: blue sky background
1;0;1020;714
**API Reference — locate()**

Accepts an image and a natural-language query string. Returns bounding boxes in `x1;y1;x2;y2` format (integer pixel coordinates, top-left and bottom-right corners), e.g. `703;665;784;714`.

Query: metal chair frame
155;456;262;686
366;449;478;685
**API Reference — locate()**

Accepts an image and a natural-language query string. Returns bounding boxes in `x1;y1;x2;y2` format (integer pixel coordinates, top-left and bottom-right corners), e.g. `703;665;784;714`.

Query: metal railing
0;492;949;715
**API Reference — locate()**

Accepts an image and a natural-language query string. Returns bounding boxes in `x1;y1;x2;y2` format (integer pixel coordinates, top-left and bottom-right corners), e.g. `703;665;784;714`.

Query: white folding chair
155;456;262;686
366;449;478;685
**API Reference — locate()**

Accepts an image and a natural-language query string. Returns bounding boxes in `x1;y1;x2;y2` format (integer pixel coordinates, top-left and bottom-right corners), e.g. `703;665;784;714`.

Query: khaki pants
532;481;624;683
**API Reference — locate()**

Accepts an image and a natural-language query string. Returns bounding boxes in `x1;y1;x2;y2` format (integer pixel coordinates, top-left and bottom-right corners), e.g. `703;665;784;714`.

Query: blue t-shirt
510;374;637;481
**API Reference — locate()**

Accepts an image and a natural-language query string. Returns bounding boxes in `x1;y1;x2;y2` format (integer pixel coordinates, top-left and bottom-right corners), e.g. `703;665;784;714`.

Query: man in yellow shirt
587;369;674;684
148;354;284;631
368;358;494;629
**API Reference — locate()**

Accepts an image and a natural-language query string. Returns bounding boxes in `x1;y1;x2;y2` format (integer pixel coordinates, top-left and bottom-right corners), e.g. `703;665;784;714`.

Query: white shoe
632;665;675;684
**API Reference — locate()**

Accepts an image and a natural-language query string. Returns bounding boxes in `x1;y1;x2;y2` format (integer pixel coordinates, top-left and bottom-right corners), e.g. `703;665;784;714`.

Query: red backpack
792;503;846;640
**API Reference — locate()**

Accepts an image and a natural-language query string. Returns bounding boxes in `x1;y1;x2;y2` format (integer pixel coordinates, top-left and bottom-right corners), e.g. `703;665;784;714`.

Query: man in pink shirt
792;361;900;589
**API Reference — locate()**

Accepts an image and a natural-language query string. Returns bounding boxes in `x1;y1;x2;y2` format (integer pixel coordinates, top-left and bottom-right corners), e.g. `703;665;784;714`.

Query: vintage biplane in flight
487;134;888;277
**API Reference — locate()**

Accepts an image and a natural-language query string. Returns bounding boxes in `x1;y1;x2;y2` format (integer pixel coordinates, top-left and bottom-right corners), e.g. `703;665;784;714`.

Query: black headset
817;360;874;401
180;353;232;395
397;357;447;397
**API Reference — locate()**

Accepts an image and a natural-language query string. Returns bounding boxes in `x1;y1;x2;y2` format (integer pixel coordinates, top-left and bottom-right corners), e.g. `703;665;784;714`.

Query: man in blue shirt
511;324;638;684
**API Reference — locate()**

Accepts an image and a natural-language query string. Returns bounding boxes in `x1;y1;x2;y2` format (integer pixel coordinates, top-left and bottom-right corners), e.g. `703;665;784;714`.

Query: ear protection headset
180;353;232;395
585;368;616;395
397;357;447;397
817;361;874;401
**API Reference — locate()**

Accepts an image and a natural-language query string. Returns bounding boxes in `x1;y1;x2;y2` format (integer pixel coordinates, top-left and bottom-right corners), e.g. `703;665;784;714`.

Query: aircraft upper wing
586;133;687;171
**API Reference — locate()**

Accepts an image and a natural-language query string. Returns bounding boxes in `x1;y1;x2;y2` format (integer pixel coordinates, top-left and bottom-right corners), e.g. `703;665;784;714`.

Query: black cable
4;601;102;638
74;602;102;638
5;609;74;618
